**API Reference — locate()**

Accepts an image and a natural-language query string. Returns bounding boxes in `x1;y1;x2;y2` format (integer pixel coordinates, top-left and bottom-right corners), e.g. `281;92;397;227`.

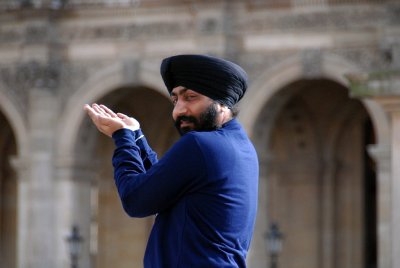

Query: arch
0;85;23;268
360;99;391;147
239;53;368;139
244;54;384;267
0;86;28;156
239;55;303;138
57;60;168;159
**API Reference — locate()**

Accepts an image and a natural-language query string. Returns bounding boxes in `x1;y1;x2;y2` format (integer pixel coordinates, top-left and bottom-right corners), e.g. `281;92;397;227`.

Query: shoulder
180;131;217;146
169;132;219;159
171;132;202;152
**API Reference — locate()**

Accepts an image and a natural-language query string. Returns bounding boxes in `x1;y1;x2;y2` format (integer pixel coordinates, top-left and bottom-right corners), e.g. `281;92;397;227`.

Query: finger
100;105;118;118
117;112;129;119
85;106;99;122
84;104;97;117
91;104;115;124
93;104;109;117
97;105;113;118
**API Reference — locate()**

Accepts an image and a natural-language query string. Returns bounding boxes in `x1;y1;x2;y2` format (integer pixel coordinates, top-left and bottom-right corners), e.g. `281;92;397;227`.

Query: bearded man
84;54;259;268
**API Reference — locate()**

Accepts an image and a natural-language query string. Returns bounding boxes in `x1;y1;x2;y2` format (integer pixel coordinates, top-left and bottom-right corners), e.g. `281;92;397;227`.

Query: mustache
174;116;199;134
176;115;198;125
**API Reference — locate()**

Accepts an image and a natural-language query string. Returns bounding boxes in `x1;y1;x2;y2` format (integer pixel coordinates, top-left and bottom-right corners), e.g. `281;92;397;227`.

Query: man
84;54;259;267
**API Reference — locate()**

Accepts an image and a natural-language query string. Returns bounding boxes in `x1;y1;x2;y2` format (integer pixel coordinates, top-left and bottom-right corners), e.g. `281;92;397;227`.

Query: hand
84;103;140;137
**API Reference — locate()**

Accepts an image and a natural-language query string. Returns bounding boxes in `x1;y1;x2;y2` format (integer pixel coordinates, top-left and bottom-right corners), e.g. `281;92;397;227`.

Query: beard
175;102;220;135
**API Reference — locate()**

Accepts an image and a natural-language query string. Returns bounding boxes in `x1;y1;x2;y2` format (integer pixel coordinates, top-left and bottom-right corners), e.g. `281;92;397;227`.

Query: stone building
0;0;399;267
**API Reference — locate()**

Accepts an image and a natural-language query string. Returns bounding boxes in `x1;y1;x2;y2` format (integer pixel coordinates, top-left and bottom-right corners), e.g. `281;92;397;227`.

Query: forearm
112;128;161;217
132;129;158;169
111;132;205;218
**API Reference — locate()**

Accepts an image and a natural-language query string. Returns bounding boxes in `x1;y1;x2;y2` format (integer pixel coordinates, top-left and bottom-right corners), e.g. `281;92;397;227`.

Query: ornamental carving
330;47;389;71
1;18;195;45
302;49;322;79
236;6;386;32
0;61;61;91
0;61;62;118
61;21;193;42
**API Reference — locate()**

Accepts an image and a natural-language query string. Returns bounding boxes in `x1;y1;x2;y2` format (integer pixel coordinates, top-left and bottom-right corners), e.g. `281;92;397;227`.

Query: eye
185;94;197;101
171;97;177;105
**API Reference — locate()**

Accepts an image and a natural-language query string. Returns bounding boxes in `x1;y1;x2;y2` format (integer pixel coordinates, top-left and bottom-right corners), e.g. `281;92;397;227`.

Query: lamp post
66;225;84;268
265;222;283;268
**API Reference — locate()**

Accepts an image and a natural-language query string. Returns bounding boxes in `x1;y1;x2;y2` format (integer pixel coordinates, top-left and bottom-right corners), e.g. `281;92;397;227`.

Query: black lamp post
66;225;84;268
265;222;283;268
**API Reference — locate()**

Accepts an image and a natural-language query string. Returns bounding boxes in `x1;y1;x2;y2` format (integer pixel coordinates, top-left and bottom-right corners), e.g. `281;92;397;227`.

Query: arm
83;103;140;136
112;131;206;217
131;128;158;170
83;103;157;168
84;103;202;216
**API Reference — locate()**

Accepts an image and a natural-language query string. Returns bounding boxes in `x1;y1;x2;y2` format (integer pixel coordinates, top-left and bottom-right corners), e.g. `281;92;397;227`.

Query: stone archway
241;54;382;268
54;60;169;267
0;86;28;268
73;86;178;268
251;79;376;268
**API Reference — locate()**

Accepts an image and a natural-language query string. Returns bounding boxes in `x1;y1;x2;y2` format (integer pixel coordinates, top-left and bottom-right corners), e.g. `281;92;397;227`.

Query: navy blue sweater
112;119;259;268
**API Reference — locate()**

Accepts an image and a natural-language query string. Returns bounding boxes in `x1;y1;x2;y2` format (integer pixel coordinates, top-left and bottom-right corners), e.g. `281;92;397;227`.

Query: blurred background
0;0;399;267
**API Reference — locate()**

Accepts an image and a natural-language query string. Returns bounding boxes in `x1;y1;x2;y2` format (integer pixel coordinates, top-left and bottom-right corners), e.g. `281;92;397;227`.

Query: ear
220;105;230;113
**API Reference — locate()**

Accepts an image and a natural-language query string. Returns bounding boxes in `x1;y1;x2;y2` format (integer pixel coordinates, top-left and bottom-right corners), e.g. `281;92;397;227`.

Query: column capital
347;69;400;115
9;155;31;182
55;155;101;183
367;143;392;171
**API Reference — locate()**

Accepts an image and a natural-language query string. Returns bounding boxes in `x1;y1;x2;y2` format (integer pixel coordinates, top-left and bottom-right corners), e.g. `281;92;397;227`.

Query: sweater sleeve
132;129;158;170
112;130;206;218
113;128;158;170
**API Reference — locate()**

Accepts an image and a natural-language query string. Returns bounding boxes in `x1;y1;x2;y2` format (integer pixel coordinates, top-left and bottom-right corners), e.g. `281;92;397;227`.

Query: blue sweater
112;119;259;268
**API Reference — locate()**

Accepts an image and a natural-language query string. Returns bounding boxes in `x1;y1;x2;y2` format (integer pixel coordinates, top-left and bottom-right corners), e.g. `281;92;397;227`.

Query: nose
172;99;187;119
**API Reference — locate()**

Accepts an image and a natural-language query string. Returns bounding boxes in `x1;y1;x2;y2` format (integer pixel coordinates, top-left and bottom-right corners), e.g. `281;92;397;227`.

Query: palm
118;113;140;129
84;104;140;137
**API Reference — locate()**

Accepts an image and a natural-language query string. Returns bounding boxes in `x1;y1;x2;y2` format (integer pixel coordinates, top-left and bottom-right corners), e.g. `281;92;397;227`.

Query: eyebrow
171;87;189;96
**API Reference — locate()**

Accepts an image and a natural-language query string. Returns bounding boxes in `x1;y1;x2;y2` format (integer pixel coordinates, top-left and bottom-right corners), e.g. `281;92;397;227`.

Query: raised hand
84;103;140;137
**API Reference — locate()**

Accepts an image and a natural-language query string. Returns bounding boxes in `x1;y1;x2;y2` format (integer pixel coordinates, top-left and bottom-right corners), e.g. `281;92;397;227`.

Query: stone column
320;158;337;268
247;154;269;268
11;88;59;268
54;157;95;268
366;97;400;268
347;69;400;268
10;156;30;268
392;110;400;268
368;143;392;268
375;98;400;268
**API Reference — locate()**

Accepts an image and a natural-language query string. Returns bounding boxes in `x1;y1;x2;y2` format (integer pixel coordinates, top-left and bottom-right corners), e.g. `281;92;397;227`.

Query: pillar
12;88;58;268
367;97;400;268
54;157;95;268
368;143;392;268
247;154;270;268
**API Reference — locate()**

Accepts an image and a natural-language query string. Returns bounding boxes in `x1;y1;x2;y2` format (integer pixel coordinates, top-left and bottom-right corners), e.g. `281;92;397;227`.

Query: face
171;86;221;135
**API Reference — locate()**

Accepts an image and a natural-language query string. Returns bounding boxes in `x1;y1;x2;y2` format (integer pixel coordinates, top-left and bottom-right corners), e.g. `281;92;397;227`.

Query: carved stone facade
0;1;399;268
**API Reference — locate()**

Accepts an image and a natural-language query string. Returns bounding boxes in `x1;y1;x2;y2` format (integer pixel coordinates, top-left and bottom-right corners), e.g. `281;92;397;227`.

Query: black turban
160;54;248;108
